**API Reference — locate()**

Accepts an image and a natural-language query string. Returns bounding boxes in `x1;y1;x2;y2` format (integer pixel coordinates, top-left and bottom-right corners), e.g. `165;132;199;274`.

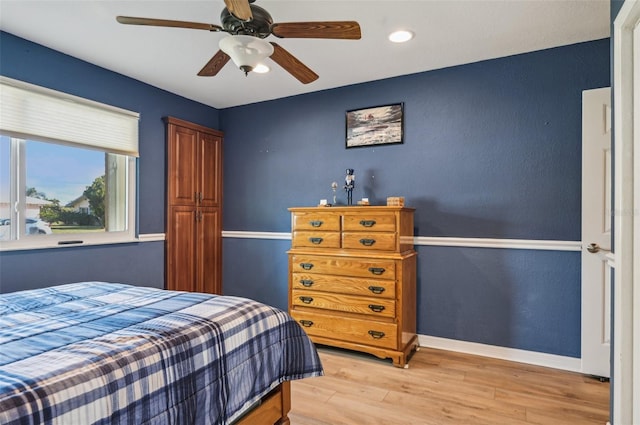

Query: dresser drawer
291;273;395;299
292;310;397;349
342;232;397;251
292;213;340;231
292;289;396;318
291;255;396;279
292;231;341;248
343;213;396;232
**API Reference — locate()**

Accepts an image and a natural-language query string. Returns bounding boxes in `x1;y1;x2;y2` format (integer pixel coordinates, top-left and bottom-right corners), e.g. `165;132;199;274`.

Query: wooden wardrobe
164;116;223;294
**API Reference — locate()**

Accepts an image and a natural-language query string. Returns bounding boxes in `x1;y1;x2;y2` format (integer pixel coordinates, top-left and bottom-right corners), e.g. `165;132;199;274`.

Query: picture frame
345;103;404;148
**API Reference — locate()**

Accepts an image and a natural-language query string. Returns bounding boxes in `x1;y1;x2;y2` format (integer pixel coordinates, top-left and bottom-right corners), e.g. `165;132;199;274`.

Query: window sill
0;233;165;252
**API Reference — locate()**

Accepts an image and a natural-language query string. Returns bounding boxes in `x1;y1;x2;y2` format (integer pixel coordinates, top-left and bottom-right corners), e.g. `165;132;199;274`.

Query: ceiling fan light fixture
388;30;414;43
253;64;270;74
219;35;274;75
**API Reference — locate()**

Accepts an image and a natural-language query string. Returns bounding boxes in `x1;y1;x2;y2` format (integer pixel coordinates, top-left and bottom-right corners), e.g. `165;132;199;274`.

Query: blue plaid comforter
0;282;323;425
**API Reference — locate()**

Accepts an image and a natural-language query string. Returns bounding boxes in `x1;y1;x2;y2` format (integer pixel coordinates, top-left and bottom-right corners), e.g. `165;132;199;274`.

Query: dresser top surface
289;206;414;212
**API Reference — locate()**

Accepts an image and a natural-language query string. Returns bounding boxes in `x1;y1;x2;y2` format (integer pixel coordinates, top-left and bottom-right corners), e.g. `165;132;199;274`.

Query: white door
581;87;612;379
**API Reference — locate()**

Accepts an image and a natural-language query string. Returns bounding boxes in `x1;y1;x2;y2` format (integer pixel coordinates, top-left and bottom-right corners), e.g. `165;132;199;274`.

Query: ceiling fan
116;0;361;84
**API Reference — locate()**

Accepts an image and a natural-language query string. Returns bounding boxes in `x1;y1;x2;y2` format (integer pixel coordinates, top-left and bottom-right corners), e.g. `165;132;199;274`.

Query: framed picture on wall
345;103;404;148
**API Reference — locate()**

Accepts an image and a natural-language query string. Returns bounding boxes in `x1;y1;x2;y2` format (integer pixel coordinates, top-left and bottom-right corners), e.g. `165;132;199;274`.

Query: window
0;77;139;250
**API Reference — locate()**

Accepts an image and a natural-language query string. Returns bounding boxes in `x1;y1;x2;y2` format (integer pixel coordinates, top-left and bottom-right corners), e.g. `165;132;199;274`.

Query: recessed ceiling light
253;64;270;74
388;30;414;43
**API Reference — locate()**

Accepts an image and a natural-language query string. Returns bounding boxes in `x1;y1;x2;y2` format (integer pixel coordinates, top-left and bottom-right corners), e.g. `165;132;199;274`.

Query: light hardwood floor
289;346;610;425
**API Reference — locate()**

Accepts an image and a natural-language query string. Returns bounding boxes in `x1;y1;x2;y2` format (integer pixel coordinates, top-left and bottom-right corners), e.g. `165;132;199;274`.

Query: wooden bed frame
235;381;291;425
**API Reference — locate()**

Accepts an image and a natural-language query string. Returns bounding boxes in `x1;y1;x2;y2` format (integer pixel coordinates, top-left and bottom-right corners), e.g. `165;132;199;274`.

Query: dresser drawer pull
368;267;386;275
299;296;314;304
368;286;385;294
368;330;385;339
309;237;324;244
300;263;314;270
299;320;314;327
368;304;386;313
300;279;314;287
359;238;376;246
309;220;323;227
359;220;376;227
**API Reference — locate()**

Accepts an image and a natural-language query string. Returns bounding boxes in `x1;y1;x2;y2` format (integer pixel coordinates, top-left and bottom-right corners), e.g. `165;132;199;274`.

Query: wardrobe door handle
368;330;385;339
300;263;314;270
299;296;314;304
368;286;385;294
368;267;385;276
309;220;323;227
368;304;386;313
360;220;376;228
300;279;314;287
309;237;323;245
299;320;314;327
359;238;376;246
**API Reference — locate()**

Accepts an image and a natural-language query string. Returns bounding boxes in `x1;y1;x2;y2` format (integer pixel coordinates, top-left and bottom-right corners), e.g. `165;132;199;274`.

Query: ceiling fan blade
271;21;361;39
116;16;222;32
269;43;318;84
224;0;253;21
198;50;231;76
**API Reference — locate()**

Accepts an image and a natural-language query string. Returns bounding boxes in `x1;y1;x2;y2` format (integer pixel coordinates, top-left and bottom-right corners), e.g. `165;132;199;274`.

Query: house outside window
67;195;92;216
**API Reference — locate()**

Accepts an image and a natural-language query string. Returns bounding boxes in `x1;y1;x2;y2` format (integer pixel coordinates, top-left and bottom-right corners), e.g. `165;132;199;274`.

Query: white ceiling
0;0;610;109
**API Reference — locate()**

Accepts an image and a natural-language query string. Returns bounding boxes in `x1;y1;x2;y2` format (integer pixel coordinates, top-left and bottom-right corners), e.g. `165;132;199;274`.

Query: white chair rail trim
137;233;166;242
415;236;581;251
13;233;583;252
220;231;582;251
222;231;292;240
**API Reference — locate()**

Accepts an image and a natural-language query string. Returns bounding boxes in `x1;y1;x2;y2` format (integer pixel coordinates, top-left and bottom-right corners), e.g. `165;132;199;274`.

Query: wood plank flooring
289;346;609;425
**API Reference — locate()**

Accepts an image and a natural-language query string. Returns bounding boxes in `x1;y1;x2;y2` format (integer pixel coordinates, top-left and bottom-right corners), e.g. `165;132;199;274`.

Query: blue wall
220;39;610;358
0;31;220;293
0;31;611;358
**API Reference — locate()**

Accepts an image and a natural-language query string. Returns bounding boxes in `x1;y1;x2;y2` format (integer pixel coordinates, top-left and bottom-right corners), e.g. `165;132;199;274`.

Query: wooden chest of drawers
288;206;418;367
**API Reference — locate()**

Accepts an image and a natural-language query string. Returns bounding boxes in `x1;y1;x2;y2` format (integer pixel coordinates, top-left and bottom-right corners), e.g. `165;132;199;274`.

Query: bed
0;282;323;425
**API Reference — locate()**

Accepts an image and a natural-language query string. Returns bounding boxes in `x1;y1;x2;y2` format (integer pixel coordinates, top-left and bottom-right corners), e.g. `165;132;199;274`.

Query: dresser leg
392;354;407;368
391;339;420;367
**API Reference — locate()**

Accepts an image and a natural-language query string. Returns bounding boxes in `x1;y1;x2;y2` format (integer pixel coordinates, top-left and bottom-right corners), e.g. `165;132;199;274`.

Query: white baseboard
419;334;582;373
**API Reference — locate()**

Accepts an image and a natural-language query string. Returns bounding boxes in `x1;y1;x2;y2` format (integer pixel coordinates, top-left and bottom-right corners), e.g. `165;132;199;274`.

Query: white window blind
0;76;139;156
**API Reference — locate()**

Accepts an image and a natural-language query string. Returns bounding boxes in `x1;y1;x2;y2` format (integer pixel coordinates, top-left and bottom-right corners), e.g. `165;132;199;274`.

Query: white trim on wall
137;233;165;242
147;230;582;253
419;335;582;372
221;231;581;251
414;236;581;251
222;231;292;240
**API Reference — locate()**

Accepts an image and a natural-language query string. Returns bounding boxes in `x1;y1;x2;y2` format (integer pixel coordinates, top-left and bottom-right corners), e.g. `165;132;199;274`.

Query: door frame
612;1;639;423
